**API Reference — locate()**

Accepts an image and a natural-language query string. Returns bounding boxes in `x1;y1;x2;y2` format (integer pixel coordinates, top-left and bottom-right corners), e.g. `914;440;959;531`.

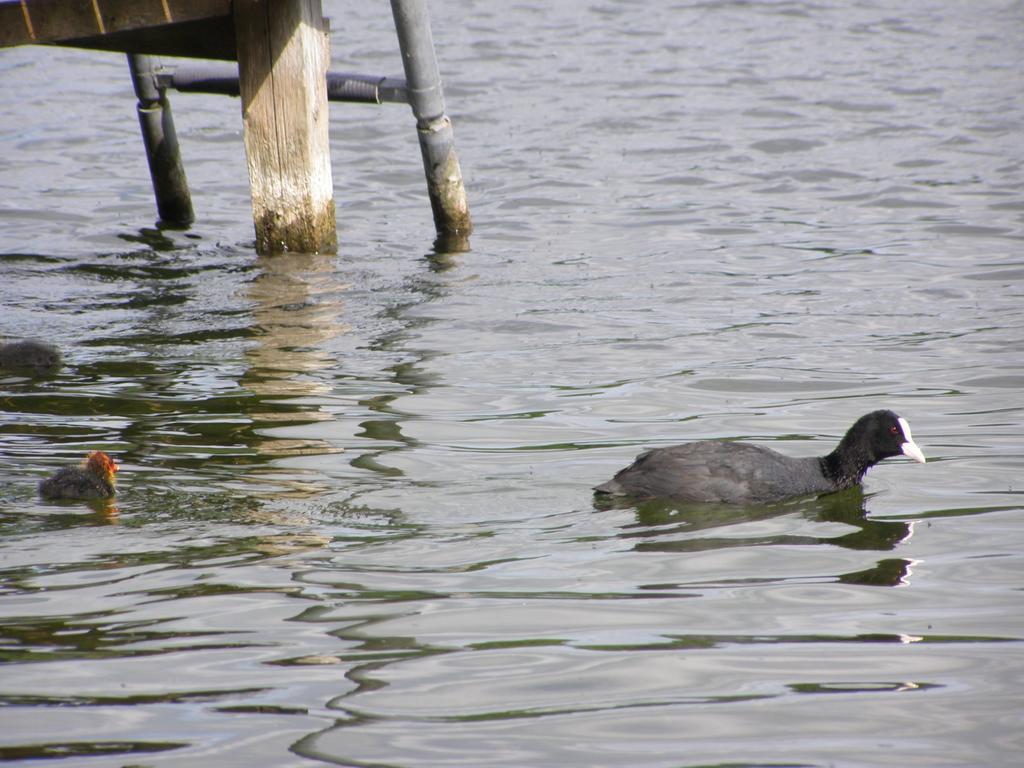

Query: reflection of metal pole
390;0;472;239
127;54;194;226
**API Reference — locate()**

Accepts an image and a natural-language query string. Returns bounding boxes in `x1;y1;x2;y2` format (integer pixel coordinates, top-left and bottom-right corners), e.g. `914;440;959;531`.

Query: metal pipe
127;54;194;226
389;0;445;125
158;62;409;104
390;0;472;238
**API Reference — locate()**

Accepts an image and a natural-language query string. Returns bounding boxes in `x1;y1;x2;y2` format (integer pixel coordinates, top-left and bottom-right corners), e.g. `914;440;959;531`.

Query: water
1;1;1023;765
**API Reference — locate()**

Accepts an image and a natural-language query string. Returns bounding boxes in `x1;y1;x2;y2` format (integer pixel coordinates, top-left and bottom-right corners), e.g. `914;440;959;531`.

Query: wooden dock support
390;0;472;240
233;0;337;254
127;53;195;226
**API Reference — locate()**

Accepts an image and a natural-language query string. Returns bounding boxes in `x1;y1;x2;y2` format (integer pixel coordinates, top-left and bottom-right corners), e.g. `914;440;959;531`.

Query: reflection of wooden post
234;0;336;254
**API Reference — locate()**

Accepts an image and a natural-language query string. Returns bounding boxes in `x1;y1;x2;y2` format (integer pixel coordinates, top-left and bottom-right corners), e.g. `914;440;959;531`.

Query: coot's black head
821;410;925;488
841;410;926;466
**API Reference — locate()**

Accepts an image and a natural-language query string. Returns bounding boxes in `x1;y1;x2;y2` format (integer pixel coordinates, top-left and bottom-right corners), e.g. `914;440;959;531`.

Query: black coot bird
594;410;925;504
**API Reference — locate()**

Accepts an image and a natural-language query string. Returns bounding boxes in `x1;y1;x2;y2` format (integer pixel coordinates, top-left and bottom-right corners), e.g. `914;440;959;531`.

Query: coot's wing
595;442;759;502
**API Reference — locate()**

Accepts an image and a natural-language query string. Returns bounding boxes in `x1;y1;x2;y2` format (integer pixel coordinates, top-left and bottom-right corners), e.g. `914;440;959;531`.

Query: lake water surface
1;1;1023;766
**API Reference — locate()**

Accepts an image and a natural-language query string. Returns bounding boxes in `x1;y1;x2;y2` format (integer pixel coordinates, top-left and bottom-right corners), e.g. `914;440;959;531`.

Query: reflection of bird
595;410;925;504
39;451;119;500
0;340;62;374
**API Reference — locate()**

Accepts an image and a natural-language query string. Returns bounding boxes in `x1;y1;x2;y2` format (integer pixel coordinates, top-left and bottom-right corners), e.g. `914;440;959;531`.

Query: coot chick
0;340;62;374
594;410;925;504
39;451;118;500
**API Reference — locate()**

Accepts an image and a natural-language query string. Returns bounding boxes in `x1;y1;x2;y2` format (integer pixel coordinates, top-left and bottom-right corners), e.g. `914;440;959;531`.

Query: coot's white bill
898;417;926;464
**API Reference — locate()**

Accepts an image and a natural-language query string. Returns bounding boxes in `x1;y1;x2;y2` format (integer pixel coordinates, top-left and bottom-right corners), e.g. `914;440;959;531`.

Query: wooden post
233;0;336;254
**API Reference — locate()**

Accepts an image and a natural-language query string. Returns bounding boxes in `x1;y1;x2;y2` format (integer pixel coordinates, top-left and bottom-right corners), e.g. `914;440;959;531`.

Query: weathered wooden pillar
127;53;194;226
390;0;472;240
233;0;337;254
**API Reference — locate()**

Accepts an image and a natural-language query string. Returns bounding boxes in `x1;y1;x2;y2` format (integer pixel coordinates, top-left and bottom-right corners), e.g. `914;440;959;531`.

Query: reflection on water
245;252;348;402
240;252;348;502
0;741;186;762
3;243;374;518
607;488;914;585
429;230;472;270
0;503;119;536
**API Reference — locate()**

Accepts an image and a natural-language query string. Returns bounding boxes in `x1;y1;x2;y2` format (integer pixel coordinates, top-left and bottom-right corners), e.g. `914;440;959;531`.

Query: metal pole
160;62;409;105
390;0;472;240
127;54;194;226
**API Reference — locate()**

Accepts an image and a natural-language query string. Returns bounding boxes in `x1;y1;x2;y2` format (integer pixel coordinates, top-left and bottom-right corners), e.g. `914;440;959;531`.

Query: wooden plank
0;0;230;48
57;16;237;60
234;0;336;254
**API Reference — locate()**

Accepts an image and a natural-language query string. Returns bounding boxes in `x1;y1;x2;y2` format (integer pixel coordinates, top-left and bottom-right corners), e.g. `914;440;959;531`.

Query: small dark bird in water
594;410;925;505
0;340;62;374
39;451;119;500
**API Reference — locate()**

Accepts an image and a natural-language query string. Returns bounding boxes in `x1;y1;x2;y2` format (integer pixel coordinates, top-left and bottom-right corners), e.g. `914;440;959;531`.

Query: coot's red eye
890;425;899;434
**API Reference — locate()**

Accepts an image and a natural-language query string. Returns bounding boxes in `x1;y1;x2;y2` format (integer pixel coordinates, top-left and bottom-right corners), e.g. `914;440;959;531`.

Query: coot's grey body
596;441;832;504
595;410;925;504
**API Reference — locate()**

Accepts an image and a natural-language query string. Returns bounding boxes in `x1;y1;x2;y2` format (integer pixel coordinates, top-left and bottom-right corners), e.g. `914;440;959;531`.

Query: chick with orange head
39;451;118;500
